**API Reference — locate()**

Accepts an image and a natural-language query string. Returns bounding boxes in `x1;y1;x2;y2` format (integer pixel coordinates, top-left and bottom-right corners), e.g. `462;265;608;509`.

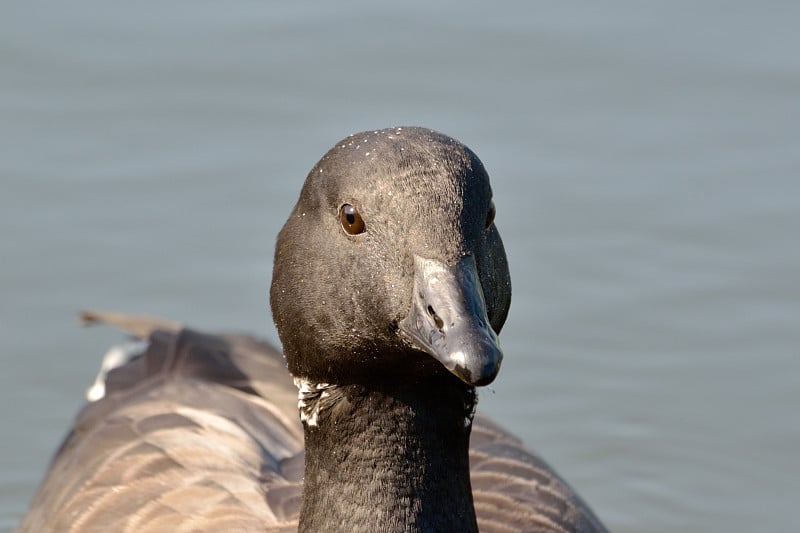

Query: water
2;2;799;531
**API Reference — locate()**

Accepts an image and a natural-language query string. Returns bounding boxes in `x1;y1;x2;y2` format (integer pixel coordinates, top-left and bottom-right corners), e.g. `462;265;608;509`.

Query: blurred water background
2;2;799;531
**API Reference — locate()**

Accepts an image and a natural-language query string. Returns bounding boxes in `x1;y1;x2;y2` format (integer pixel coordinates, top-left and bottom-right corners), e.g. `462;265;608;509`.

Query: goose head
270;127;511;388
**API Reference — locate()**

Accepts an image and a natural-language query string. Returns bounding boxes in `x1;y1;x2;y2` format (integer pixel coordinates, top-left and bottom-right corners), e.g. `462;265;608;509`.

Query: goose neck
297;377;478;532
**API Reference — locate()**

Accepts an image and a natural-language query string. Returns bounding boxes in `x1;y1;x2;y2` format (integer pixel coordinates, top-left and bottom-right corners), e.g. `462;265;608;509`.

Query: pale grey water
2;2;799;531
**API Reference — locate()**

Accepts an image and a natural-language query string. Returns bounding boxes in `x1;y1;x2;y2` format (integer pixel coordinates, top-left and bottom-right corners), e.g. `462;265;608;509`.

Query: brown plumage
18;311;605;533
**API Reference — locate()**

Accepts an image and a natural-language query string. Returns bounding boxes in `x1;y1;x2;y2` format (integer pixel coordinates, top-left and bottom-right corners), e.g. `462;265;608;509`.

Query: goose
17;127;608;532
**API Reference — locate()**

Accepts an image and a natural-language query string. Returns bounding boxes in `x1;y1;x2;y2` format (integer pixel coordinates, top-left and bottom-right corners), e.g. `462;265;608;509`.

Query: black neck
298;375;478;532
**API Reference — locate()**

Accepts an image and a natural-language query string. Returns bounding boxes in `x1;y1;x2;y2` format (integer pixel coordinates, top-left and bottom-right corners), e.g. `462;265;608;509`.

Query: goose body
18;127;608;532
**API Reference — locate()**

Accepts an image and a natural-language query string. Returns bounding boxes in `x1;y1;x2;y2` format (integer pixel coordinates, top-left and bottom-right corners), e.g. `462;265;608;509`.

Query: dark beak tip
467;369;499;387
452;347;503;387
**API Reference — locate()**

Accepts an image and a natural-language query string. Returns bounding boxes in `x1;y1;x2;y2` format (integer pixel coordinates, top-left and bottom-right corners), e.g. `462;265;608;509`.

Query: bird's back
17;312;303;533
18;312;606;533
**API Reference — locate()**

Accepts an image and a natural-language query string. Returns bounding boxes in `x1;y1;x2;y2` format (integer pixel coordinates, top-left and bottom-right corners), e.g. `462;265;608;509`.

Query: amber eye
485;200;496;228
340;203;366;235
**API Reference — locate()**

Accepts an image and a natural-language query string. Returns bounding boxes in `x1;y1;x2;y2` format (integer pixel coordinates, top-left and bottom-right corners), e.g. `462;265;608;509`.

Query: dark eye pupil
346;213;355;224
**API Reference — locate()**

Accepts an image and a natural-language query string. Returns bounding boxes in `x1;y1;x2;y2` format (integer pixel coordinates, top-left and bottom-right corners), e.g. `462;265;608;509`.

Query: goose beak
399;254;503;386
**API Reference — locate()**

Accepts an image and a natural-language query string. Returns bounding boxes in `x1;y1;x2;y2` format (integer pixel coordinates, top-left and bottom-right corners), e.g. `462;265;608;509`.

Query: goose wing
470;415;608;533
17;312;303;533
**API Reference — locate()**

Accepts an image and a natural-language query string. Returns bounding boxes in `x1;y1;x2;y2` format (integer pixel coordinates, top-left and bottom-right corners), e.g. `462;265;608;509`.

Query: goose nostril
427;305;444;330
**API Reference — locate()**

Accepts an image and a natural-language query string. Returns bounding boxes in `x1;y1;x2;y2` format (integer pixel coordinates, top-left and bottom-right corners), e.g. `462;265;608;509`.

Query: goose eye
340;203;366;235
485;200;496;228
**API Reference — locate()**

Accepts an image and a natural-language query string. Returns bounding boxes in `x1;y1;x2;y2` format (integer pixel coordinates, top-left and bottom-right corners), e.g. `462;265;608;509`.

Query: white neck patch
293;377;333;427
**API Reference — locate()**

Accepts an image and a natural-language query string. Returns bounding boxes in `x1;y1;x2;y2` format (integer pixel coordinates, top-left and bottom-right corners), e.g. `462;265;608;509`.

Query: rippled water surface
2;2;799;531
